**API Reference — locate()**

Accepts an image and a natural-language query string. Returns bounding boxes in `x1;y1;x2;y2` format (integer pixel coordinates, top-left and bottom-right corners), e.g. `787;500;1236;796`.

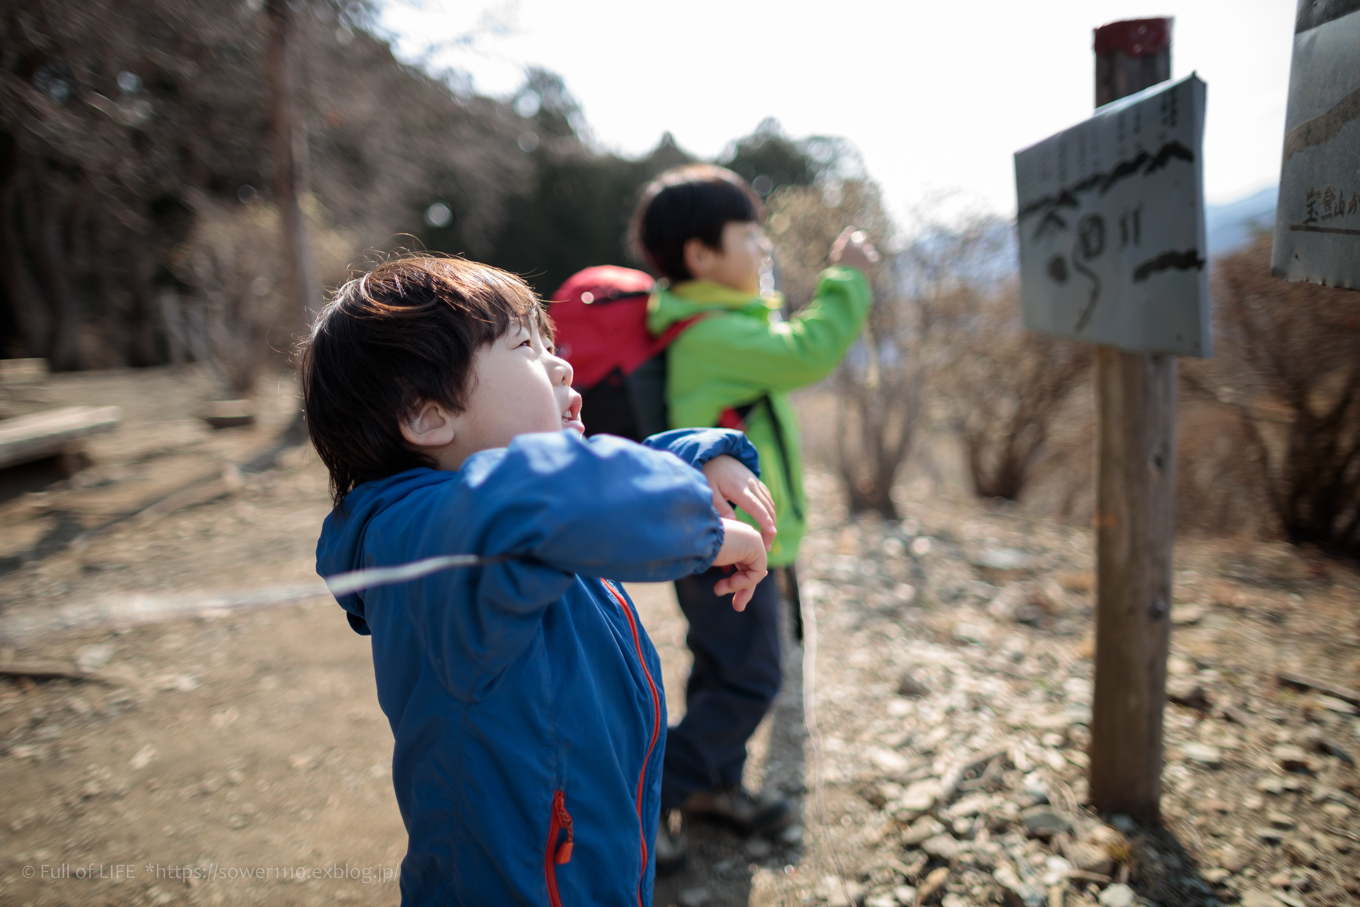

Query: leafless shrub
769;180;923;517
1183;234;1360;555
931;267;1092;501
169;197;354;393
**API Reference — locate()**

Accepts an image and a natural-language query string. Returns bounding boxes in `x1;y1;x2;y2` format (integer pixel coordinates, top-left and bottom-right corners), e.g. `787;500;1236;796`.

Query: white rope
323;553;506;597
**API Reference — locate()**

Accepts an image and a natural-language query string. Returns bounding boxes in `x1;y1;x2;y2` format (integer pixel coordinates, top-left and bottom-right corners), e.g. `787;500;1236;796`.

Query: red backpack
548;266;696;441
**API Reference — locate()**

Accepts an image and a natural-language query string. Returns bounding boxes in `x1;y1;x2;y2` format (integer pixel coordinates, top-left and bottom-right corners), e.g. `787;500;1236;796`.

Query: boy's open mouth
562;394;585;433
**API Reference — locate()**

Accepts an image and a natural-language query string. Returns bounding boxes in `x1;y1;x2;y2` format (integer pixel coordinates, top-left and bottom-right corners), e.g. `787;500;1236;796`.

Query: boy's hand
702;455;777;551
711;519;768;611
830;226;880;273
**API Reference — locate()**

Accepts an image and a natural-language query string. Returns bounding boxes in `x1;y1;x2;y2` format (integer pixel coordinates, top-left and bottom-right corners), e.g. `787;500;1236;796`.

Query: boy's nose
552;352;573;386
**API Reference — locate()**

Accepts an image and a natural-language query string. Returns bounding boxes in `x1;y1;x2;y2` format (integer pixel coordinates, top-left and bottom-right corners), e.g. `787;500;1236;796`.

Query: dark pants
661;567;783;811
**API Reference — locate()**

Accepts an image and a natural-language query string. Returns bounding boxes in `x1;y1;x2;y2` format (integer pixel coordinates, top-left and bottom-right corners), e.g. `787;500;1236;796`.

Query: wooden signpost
1271;0;1360;289
1014;18;1210;824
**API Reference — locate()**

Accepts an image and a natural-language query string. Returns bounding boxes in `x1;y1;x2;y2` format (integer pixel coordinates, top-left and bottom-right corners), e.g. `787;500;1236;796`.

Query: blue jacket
316;428;759;906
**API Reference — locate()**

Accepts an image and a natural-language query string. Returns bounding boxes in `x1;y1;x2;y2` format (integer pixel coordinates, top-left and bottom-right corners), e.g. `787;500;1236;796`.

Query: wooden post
1087;18;1176;825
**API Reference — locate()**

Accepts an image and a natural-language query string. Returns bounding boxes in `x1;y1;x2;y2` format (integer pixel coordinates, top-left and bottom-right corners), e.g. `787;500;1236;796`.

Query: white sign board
1015;74;1210;357
1271;0;1360;290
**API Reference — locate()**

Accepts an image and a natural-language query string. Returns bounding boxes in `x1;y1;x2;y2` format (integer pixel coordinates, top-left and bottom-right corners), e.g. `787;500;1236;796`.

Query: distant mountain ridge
1206;186;1276;259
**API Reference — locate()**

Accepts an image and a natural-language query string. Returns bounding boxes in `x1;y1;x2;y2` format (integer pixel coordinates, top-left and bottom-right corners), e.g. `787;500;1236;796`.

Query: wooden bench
0;406;122;470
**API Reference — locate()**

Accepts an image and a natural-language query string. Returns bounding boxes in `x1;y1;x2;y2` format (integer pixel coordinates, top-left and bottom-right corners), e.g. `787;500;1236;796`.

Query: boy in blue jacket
301;255;775;906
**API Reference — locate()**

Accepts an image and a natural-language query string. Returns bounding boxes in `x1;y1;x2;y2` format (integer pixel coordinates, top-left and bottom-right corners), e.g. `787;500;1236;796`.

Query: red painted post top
1094;18;1172;58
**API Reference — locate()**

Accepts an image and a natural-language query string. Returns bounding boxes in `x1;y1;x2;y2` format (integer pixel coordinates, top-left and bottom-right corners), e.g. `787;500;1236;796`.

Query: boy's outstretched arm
355;429;755;695
675;247;874;393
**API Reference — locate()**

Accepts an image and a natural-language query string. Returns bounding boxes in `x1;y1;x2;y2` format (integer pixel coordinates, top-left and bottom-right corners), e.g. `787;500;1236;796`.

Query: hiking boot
654;810;688;876
680;786;792;837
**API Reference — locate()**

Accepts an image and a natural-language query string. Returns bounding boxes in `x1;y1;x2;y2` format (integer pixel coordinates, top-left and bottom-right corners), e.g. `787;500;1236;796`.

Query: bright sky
380;0;1294;225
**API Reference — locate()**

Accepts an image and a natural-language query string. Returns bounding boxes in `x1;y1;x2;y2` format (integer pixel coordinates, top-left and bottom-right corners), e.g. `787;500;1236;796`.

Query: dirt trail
1;367;1357;907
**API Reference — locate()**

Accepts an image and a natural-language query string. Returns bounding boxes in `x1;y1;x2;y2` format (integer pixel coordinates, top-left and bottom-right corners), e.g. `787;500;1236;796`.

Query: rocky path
654;472;1360;907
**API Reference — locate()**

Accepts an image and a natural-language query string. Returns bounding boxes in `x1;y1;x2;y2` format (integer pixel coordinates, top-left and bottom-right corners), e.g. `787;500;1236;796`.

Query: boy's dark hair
300;255;551;506
631;164;763;283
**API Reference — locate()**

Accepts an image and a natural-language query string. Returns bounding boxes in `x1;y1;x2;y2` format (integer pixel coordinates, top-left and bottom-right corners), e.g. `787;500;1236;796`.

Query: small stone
869;745;912;773
1267;810;1295;829
940;895;967;907
74;643;114;672
973;548;1033;572
897;671;930;698
1255;776;1285;794
1321;802;1349;821
1021;806;1072;840
129;745;157;771
745;837;772;859
1219;844;1248;872
1182;743;1222;767
228;814;248;829
1109;814;1137;834
892;886;917;905
1167;677;1212;710
916;866;949;904
678;887;711;907
1239;893;1283;907
897;780;939;814
903;816;945;847
1203;867;1230;884
1068;841;1114;876
1171;604;1206;625
1243;793;1265;810
1168;655;1196;676
910;537;933;557
1098;883;1135;907
1285;838;1318;866
1021;773;1051;806
226;769;244;786
921;834;960;861
1267;870;1291;887
1273;744;1313;773
824;880;865;907
1255;826;1285;844
1315;695;1358;715
866;895;898;907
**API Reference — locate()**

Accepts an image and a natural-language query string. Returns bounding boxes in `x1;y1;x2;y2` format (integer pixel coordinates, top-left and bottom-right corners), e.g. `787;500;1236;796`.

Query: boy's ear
399;400;458;450
683;237;717;281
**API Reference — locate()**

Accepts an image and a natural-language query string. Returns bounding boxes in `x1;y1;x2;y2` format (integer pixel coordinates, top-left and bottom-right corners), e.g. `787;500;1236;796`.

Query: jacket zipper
544;790;573;907
603;580;662;907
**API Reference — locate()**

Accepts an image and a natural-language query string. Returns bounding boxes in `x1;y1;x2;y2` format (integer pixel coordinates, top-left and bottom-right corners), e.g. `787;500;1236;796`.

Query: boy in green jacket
633;164;876;871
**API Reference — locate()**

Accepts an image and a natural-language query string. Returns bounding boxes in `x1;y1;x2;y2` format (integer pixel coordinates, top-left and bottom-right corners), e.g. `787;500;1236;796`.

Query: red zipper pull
555;793;574;865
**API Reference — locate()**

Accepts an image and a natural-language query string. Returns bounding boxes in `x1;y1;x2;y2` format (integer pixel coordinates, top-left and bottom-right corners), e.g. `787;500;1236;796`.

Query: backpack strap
649;313;705;357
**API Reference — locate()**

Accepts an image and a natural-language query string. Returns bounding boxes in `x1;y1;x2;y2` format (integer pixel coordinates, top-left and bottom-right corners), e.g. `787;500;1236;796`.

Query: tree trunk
266;0;321;333
26;155;82;371
0;144;45;357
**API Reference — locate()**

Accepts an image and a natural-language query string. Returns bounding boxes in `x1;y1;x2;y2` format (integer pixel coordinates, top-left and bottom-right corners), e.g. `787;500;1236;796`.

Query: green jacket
648;266;872;566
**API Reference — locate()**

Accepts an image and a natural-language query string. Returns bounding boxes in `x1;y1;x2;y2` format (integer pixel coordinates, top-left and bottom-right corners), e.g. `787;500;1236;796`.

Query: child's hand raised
701;455;777;551
830;226;880;274
711;519;768;611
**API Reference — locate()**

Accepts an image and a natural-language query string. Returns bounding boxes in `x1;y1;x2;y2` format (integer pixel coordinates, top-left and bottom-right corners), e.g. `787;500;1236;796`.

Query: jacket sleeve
364;431;722;697
678;265;871;392
642;427;761;476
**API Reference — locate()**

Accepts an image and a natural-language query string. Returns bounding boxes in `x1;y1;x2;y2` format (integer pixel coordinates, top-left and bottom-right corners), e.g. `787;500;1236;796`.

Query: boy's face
418;318;582;470
689;221;771;294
